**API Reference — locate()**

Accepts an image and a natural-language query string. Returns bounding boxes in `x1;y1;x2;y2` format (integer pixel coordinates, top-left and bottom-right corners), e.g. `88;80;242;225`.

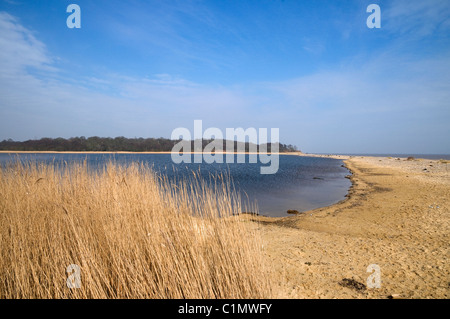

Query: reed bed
0;161;273;298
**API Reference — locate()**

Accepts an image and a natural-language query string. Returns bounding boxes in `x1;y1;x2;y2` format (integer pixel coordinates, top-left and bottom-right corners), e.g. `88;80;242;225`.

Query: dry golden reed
0;161;273;298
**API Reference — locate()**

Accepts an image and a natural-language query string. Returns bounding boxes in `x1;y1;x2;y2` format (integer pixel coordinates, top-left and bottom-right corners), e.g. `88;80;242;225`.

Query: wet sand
2;150;448;298
247;155;449;298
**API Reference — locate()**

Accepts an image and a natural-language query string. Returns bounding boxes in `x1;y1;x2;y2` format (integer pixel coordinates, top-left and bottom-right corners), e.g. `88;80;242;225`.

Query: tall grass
0;161;273;298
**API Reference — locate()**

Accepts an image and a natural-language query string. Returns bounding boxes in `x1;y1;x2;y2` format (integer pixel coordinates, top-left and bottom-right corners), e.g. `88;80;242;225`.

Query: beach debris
304;262;312;266
287;209;301;215
338;278;366;291
387;294;402;299
62;206;69;215
406;156;415;161
241;211;259;216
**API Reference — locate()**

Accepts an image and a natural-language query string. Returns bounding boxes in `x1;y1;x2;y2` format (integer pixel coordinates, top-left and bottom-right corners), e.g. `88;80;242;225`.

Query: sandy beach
1;150;448;298
248;155;449;298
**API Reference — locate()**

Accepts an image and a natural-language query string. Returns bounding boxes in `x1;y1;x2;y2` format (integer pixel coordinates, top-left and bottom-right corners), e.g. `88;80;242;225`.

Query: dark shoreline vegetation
0;136;299;153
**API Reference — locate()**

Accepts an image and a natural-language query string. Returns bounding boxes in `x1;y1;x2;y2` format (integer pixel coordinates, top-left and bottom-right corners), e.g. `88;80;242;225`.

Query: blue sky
0;0;449;154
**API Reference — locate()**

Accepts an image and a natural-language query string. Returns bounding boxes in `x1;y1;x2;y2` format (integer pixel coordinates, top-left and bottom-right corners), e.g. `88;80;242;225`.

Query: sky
0;0;449;154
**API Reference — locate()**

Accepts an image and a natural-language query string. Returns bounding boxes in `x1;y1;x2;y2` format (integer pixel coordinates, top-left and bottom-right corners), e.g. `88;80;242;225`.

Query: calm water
0;153;351;217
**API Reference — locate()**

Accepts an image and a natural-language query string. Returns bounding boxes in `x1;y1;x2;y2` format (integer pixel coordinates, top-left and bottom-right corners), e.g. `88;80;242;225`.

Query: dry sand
247;155;449;299
2;150;447;298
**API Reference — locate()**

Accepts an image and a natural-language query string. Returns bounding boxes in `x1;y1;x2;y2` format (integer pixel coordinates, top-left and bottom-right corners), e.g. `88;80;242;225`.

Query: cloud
384;0;450;38
2;0;21;5
260;52;450;153
302;37;325;55
0;10;449;154
0;11;268;140
0;12;55;75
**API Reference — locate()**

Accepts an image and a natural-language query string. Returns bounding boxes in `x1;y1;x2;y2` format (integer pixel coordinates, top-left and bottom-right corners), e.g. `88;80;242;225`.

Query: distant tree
0;136;299;153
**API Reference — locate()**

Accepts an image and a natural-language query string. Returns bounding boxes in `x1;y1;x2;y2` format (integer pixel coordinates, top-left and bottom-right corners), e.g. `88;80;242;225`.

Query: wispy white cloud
92;1;242;70
0;10;449;154
0;12;55;75
254;30;450;152
2;0;21;5
0;11;266;139
384;0;450;38
302;37;326;55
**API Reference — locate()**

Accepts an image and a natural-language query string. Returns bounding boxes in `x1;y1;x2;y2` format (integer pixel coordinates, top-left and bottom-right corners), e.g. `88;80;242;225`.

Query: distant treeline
0;137;299;153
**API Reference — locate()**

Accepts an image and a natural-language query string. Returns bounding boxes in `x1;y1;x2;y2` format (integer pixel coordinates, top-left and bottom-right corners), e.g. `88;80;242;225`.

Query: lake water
0;153;351;217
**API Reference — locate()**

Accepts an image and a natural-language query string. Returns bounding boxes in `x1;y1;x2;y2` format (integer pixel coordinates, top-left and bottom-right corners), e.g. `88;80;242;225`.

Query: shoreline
1;149;448;298
248;155;449;298
0;150;301;155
